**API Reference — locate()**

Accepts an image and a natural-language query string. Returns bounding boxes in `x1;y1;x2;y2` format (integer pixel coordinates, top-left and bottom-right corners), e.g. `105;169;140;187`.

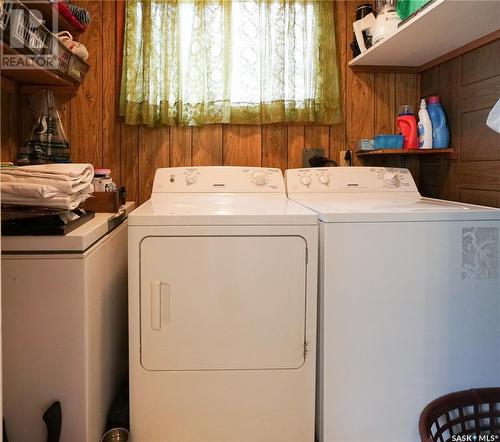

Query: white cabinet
2;216;129;442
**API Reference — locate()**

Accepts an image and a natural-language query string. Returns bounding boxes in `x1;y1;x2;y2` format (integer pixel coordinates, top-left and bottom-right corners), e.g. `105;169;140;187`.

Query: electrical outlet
302;147;325;168
340;150;352;167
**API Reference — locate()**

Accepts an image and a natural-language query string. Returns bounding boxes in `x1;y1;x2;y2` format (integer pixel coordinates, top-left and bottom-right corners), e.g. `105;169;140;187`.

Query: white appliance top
153;166;285;193
129;167;317;226
2;202;135;253
285;167;500;222
286;166;419;194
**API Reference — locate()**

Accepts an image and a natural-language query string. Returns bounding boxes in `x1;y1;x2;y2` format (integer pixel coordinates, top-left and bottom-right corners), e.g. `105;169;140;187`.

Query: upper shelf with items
1;41;75;86
0;0;89;87
349;0;500;73
20;0;86;35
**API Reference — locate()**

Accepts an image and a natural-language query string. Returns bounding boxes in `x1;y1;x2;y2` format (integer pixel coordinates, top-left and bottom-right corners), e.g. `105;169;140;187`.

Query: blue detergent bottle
427;96;450;148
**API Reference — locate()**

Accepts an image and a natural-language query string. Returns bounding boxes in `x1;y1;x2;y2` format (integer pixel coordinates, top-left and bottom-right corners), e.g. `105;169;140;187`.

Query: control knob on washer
301;176;312;186
319;174;330;185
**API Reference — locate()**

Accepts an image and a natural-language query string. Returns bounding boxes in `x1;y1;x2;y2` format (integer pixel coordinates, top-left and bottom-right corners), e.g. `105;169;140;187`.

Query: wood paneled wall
419;39;500;207
1;0;422;205
1;78;18;163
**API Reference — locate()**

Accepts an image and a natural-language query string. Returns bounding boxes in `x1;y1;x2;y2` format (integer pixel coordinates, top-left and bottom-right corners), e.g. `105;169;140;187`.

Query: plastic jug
487;99;500;133
397;105;418;150
397;0;433;21
427;96;450;148
418;99;433;149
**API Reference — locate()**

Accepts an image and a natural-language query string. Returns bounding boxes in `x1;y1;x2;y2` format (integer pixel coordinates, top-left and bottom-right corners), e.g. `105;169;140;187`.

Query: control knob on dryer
186;174;198;185
252;171;268;186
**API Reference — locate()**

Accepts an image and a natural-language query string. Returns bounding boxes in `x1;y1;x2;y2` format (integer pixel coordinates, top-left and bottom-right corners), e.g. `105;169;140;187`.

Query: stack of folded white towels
1;163;94;210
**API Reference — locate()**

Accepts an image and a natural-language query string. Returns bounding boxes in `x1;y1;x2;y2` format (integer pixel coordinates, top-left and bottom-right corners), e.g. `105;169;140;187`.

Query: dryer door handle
151;281;171;330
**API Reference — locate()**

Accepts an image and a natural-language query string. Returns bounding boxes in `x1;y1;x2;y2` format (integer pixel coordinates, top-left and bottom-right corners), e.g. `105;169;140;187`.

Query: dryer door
140;235;307;371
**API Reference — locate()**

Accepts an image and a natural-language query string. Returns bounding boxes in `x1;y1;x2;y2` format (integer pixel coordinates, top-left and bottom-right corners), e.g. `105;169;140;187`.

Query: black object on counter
308;156;337;167
118;186;127;206
43;401;62;442
1;207;94;236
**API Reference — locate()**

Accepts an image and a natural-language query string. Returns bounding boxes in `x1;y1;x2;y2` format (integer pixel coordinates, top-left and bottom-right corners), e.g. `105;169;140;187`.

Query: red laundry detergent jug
397;105;418;150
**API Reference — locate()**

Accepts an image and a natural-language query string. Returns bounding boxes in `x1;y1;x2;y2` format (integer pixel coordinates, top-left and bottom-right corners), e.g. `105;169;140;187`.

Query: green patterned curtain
120;0;341;127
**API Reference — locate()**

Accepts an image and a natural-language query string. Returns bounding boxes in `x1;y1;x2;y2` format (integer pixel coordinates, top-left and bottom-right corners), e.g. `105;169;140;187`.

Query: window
120;0;341;127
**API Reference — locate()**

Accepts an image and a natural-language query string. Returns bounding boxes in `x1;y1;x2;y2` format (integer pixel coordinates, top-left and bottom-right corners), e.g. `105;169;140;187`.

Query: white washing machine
285;167;500;442
128;166;318;442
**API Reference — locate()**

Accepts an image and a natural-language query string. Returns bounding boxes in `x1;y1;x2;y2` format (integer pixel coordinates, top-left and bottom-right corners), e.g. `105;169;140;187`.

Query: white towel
0;163;94;194
1;186;93;210
1;163;95;210
1;182;94;200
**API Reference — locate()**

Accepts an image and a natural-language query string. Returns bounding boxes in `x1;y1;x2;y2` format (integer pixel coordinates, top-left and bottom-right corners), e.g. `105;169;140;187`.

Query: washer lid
288;193;500;223
128;194;317;226
285;167;500;222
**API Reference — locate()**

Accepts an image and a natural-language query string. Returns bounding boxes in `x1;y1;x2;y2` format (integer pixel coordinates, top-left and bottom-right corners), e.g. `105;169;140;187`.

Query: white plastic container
418;98;433;149
486;98;500;134
92;168;116;192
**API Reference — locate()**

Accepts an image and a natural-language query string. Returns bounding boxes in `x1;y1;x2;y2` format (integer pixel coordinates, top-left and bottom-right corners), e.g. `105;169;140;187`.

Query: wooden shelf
356;148;457;159
0;42;77;87
349;0;500;73
20;1;83;35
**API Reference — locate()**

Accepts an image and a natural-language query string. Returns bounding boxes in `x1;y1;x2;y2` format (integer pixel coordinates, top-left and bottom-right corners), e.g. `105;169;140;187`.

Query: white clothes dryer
128;167;318;442
285;167;500;442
